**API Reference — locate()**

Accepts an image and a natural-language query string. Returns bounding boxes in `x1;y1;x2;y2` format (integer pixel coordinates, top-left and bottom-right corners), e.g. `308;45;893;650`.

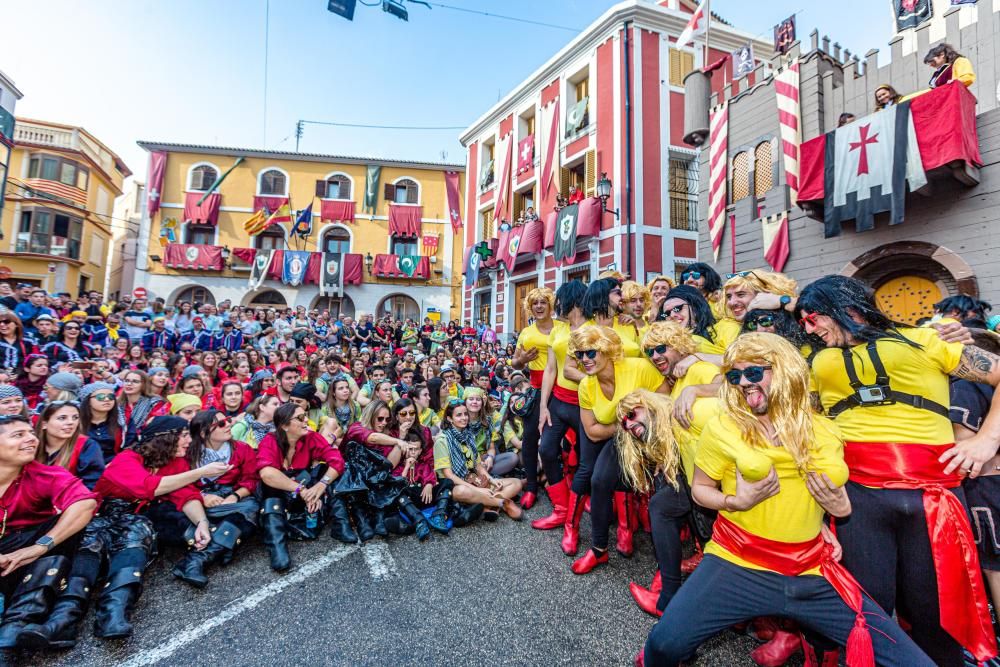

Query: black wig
796;275;917;347
658;285;717;342
681;262;722;295
582;277;621;320
555;279;588;318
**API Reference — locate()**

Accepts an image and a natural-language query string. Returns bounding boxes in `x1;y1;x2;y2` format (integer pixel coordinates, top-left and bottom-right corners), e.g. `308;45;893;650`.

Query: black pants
402;479;453;509
538;396;579;484
591;438;628;551
649;476;691;611
835;482;969;667
520;391;542;493
571;429;605;497
0;518;79;595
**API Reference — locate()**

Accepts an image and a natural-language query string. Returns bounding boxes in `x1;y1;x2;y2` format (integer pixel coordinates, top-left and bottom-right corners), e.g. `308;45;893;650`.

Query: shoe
634;649;645;667
531;478;568;530
801;637;840;667
680;549;703;574
629;581;663;617
0;555;70;649
427;487;452;535
614;491;634;558
450;502;484;527
261;497;291;572
571;548;609;575
398;497;432;541
172;519;242;588
501;500;523;521
750;617;780;641
328;494;359;543
93;567;144;640
751;630;801;667
372;509;388;537
350;501;376;541
383;514;415;535
483;508;500;522
18;576;91;650
649;570;662;594
562;492;587;556
520;491;536;510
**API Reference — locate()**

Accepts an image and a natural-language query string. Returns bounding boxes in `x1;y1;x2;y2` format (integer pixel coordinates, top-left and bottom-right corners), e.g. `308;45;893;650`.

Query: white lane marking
361;541;398;581
118;544;357;667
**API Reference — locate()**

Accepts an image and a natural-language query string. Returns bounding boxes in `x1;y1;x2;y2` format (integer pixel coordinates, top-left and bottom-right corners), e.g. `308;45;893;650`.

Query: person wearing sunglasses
0;414;97;651
645;276;675;321
641;332;933;667
170;410;259;588
535;280;589;538
35;401;105;491
79;382;123;464
657;286;726;357
120;370;169;448
509;287;562;512
583;278;642;360
569;325;669;574
42;321;96;367
679;262;725;320
797;274;1000;666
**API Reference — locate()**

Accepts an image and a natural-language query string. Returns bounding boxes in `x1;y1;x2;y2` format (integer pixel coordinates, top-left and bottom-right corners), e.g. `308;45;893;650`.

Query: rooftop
136;140;465;171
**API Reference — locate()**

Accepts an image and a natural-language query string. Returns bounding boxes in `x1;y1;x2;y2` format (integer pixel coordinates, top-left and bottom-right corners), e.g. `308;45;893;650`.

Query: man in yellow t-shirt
642;332;932;667
797;275;1000;666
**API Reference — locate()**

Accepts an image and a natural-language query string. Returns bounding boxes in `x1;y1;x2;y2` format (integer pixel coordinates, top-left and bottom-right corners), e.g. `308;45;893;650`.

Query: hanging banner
363;165;382;214
249;249;273;290
282;251;310;286
320;252;344;297
445;170;463;233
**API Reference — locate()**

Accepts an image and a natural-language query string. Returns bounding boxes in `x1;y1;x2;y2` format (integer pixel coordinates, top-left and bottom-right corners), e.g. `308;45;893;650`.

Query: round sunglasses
724;365;772;385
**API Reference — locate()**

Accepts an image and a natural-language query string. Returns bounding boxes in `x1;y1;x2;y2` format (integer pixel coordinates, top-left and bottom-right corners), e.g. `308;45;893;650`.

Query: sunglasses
292;413;309;423
725;271;756;280
681;271;702;281
724;366;772;385
91;393;116;401
573;349;599;361
211;416;233;430
798;312;820;328
375;415;390;423
665;304;686;315
644;344;670;358
745;315;775;331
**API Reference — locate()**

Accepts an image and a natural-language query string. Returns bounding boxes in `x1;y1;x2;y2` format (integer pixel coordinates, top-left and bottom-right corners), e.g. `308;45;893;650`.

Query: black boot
328;494;359;543
93;567;144;640
427;487;452;535
450;501;485;527
0;555;69;649
18;575;92;649
372;508;388;537
398;497;432;541
350;501;376;542
261;497;291;572
383;514;415;535
172;519;242;588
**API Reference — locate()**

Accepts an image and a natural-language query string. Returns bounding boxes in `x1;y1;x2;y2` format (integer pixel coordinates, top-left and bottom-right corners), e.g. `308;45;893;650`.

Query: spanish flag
243;208;269;236
266;202;293;226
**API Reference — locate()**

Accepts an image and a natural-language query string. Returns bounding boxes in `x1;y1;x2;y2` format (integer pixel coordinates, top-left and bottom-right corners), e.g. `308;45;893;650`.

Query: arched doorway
246;289;287;309
843;241;978;325
173;285;215;307
312;294;356;320
377;293;419;321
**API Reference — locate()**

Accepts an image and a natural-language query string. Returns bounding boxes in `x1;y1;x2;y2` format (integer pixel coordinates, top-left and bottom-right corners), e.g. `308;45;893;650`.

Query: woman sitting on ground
79;382;123;464
464;387;517;476
119;369;168;447
230;394;279;449
35;400;105;490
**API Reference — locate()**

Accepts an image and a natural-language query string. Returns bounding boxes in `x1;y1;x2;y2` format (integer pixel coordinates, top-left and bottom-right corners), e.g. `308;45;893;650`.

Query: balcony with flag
372;254;430;280
162;243;225;271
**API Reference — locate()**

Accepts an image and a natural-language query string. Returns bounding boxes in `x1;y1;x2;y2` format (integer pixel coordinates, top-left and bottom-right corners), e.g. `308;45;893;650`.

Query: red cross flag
676;0;708;50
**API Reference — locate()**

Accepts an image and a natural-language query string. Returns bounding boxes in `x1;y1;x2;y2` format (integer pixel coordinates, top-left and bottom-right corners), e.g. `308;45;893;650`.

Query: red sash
552;384;579;406
529;369;544;390
844;442;997;662
67;435;89;476
711;515;874;666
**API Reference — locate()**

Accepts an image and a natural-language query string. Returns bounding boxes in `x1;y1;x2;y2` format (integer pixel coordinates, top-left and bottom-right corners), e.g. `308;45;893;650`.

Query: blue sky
3;0;893;180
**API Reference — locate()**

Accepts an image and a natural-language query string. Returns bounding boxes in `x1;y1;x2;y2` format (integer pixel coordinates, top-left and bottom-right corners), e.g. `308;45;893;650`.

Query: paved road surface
28;498;789;667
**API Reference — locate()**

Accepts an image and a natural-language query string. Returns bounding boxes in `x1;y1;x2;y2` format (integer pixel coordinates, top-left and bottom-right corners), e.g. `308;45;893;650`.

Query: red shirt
196;440;259;495
346;422;393;459
4;461;98;531
567;189;585;204
94;450;202;511
390;426;436;487
256;431;345;475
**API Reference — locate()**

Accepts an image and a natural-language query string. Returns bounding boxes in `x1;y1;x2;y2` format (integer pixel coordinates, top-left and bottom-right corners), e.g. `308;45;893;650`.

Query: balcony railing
14;120;117;176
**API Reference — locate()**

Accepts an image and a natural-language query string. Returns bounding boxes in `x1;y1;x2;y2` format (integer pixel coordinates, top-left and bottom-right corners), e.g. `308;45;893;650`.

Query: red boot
614;492;634;557
562;492;586;555
571;548;608;574
750;630;801;667
801;636;839;667
629;580;663;617
520;491;537;510
531;478;568;530
636;494;651;533
634;649;645;667
648;569;662;593
749;616;780;641
680;548;703;574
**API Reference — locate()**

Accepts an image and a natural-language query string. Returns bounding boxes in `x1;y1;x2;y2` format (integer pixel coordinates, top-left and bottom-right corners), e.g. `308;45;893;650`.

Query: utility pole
295;120;304;152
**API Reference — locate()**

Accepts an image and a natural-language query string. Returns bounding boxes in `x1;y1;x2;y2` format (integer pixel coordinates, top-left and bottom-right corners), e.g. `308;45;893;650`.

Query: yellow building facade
2;118;130;295
128;142;465;321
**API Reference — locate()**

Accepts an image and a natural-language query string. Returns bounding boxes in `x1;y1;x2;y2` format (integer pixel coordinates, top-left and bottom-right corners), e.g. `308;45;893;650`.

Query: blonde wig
599;269;627;282
646;276;676;293
569;325;624;363
723;270;798;319
719;332;813;471
522;287;556;319
641;321;698;357
621;280;652;312
645;276;676;320
616;390;681;493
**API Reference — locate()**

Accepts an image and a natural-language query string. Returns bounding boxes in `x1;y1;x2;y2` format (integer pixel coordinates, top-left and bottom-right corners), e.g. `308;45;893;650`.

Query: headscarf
167;393;201;415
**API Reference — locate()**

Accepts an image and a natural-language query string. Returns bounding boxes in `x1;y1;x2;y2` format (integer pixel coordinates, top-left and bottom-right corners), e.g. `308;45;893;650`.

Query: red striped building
459;0;771;337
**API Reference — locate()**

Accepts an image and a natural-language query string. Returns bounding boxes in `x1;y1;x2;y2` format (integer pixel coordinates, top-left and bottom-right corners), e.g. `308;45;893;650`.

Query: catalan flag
243;208;269;236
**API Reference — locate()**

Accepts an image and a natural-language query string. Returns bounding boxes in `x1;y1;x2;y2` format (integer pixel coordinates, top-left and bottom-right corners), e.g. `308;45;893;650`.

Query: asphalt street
23;497;793;667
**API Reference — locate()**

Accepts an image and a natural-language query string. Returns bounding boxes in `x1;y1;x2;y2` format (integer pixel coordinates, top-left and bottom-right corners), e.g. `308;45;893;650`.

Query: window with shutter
322;174;351;199
254;226;285;251
754;141;773;197
669;48;695;86
394;179;419;204
584;150;597;196
190;165;219;191
384;183;396;202
669;158;699;231
481;210;495;240
559;167;571;198
731;152;750;202
259;170;287;196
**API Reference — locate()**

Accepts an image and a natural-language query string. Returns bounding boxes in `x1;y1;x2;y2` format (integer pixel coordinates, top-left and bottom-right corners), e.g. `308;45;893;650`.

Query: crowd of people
0;261;999;667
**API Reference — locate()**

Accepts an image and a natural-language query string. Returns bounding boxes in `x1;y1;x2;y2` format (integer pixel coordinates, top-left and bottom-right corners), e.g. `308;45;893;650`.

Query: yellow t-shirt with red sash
578;357;664;425
548;322;580;401
517;320;566;388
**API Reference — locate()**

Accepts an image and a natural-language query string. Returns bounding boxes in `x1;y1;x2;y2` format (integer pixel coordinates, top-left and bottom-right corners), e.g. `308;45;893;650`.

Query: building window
669;48;695;86
259;169;287;196
28;154;88;189
514;187;535;221
189;165;218;191
321;227;351;254
176;286;215;306
731;151;750;202
321;174;352;199
669;158;699;231
254;227;285;251
565;267;590;285
480;209;495;241
393;178;419;204
754;141;773;197
16;208;82;258
390;236;418;256
480;142;495;191
185;224;215;246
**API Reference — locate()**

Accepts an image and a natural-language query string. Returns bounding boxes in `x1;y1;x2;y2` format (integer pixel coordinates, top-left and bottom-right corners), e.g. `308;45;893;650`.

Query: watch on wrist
779;295;792;309
35;536;55;552
321;476;334;486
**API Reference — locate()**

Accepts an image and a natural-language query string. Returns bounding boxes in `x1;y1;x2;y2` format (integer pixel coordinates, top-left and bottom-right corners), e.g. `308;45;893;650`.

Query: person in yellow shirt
569;325;668;574
510;286;563;510
797;275;1000;666
534;280;588;536
680;263;725;321
657;285;727;357
641;332;932;667
926;43;975;89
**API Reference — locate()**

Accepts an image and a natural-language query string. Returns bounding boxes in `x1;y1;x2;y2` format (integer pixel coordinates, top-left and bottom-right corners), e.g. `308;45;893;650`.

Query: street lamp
364;252;374;274
596;172;619;219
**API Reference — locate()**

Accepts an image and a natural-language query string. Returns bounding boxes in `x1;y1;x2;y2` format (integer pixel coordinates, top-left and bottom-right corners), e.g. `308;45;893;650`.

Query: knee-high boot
427;483;452;535
531;477;569;530
328;493;359;543
18;573;92;649
172;519;244;588
562;492;587;556
614;491;635;557
0;555;70;649
261;497;291;572
350;500;376;542
93;566;144;640
398;497;432;541
449;500;484;527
